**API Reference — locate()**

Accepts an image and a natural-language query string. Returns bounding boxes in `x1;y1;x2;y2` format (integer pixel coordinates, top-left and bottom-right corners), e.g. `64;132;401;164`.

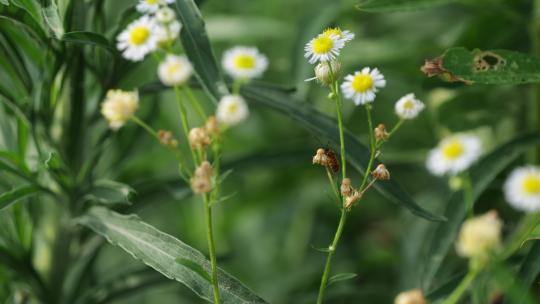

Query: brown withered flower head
205;115;219;136
188;127;211;149
374;123;389;143
191;161;213;193
372;164;390;180
157;129;178;147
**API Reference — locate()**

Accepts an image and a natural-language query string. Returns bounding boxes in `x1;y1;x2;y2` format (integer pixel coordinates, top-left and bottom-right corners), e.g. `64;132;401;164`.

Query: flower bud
205;116;219;136
374;123;389;143
315;61;341;85
394;289;426;304
157;129;178;147
372;164;390;180
188;127;211;149
191;161;213;193
456;210;502;259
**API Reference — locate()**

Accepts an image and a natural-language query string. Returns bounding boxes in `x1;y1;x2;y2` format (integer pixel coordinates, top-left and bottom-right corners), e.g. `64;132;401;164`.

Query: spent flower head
101;89;139;130
216;95;249;126
374;124;389;143
456;210;502;260
372;164;390;180
222;46;268;79
426;134;481;176
395;93;425;120
188;127;211;150
158;54;193;86
191;161;213;194
341;67;386;105
117;15;158;61
504;166;540;212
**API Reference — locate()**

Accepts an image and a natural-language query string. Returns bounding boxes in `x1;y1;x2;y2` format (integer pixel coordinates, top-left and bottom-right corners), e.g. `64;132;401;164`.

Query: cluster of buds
157;129;178;147
188;127;211;150
205;116;219;136
372;164;390;180
374;124;389;143
341;178;361;209
190;161;213;193
312;148;340;173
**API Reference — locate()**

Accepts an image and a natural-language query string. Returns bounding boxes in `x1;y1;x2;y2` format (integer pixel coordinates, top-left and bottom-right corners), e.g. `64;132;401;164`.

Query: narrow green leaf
356;0;456;12
176;258;212;283
78;207;268;304
42;2;64;38
10;0;44;29
173;0;227;102
0;185;41;210
423;47;540;85
16;118;28;162
241;82;444;222
0;0;8;6
61;31;112;51
84;180;135;206
327;273;357;286
492;263;535;304
422;134;540;290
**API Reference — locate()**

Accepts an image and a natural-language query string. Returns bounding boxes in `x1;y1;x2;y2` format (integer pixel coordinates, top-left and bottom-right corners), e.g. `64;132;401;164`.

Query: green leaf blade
61;31;112;51
78;207;268;304
327;273;357;286
0;185;41;210
356;0;456;12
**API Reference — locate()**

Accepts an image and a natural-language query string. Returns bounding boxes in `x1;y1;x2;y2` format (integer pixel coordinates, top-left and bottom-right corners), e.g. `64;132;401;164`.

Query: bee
324;148;340;173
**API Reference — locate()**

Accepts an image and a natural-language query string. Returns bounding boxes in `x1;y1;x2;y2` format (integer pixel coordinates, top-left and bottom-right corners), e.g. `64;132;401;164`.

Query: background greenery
1;0;540;303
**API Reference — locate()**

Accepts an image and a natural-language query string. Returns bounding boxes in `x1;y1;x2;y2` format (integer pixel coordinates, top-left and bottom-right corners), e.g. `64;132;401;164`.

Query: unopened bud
157;129;178;147
315;61;341;85
205;116;219;136
374;124;389;143
394;289;425;304
372;164;390;180
340;178;352;197
188;127;211;149
191;161;213;193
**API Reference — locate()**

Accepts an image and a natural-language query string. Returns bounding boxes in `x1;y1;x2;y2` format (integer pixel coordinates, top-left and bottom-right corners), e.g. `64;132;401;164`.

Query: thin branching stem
203;193;221;304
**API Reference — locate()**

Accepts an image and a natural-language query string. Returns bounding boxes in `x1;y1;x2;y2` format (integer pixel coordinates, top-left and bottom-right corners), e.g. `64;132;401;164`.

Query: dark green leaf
173;0;227;102
78;207;268;304
42;2;63;38
492;263;535;304
328;273;357;286
241;82;444;221
85;180;135;205
0;0;8;6
421;134;540;290
61;31;112;51
424;47;540;85
0;185;41;210
356;0;457;12
10;0;44;29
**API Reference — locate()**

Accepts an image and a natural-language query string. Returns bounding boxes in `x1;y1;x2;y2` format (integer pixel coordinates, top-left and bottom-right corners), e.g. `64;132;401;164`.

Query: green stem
316;209;347;304
210;138;222;204
325;166;341;206
130;116;159;140
203;194;221;304
462;173;474;218
183;85;208;121
443;265;481;304
173;85;198;166
359;106;376;191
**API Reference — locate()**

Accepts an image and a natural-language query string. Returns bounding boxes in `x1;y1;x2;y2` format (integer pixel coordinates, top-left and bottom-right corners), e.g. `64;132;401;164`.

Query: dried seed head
313;148;329;166
420;57;444;77
188;127;211;149
340;178;352;197
394;289;426;304
345;190;361;209
374;123;389;143
315;61;341;85
372;164;390;180
191;161;213;193
205;116;219;136
157;130;178;147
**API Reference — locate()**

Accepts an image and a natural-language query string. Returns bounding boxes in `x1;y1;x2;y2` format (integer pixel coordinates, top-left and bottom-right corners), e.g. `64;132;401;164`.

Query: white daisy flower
156;20;181;45
456;211;502;259
341;67;386;105
101;89;139;130
156;7;176;24
117;15;158;62
216;95;249;126
504;166;540;212
158;54;193;86
222;46;268;79
322;27;355;44
304;34;345;64
136;0;173;13
395;93;425;120
426;134;482;176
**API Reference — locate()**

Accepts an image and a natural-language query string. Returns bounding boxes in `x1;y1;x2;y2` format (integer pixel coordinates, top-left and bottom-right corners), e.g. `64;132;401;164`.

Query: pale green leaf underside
78;207;268;304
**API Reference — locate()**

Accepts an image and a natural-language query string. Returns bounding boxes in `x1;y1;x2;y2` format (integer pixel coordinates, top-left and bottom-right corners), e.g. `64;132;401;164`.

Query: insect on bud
188;127;211;149
205;116;219;136
372;164;390;180
315;61;341;85
340;178;352;197
191;161;213;193
157;130;178;147
374;123;389;143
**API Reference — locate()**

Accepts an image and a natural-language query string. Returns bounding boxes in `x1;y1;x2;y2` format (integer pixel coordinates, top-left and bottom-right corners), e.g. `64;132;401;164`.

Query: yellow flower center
522;175;540;194
442;140;464;160
227;102;238;114
312;36;334;54
146;0;159;4
234;55;255;69
323;28;343;39
403;100;415;109
130;26;150;45
167;63;180;76
351;74;374;93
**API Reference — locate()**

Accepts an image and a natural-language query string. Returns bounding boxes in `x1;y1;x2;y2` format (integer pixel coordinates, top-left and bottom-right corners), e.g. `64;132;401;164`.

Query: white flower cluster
117;1;182;61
